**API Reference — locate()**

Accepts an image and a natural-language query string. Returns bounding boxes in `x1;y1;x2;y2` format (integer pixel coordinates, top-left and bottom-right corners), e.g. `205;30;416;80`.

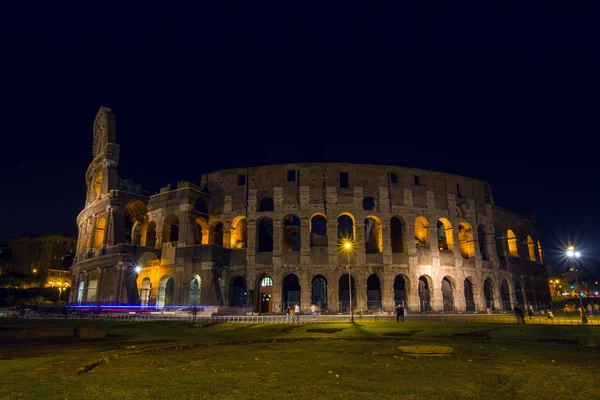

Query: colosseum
70;107;551;314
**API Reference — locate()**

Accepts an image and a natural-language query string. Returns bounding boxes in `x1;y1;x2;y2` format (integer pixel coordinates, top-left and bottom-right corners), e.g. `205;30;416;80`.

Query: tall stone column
176;266;184;305
327;217;338;266
115;264;126;303
328;277;339;313
96;268;104;304
83;271;91;303
300;271;310;311
354;219;366;265
381;219;392;265
300;218;311;265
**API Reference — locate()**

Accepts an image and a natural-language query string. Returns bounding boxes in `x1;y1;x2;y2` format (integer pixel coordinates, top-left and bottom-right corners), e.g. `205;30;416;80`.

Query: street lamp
342;240;354;323
567;245;587;324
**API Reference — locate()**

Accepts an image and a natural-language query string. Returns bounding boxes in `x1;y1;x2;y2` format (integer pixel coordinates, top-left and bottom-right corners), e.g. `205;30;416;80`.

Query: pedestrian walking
294;303;300;323
396;305;405;322
286;305;291;322
310;303;317;319
527;304;534;321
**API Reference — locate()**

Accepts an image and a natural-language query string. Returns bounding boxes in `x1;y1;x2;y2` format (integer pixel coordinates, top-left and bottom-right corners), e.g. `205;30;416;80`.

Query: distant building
45;268;72;289
7;234;77;282
0;238;12;275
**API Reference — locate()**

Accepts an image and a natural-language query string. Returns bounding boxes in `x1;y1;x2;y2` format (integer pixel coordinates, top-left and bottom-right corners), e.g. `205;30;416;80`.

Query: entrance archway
282;274;301;309
464;278;475;311
140;278;151;307
189;275;201;306
418;276;432;312
501;279;511;310
311;275;328;311
157;276;175;309
338;274;356;313
229;276;247;307
258;276;273;313
441;277;454;312
393;275;408;308
367;274;382;311
484;279;494;310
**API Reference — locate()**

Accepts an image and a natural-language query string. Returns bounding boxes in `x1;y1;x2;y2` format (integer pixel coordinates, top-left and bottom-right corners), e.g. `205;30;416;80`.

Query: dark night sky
1;4;599;275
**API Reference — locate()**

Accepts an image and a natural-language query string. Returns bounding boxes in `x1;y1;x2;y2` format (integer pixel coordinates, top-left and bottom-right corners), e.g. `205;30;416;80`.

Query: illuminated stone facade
70;107;551;313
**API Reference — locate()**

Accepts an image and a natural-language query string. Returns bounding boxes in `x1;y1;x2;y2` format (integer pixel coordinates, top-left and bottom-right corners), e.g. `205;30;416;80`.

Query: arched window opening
437;218;453;251
441;277;454;312
484;279;494;310
282;274;301;309
418;276;432;312
258;197;274;212
189;275;201;306
94;170;103;197
414;216;430;248
366;274;382;311
477;225;488;260
195;197;208;214
507;229;518;257
211;222;224;246
458;222;474;259
364;217;382;254
77;281;85;303
256;218;274;252
282;215;301;252
93;217;106;249
464;278;475;311
362;196;376;211
231;218;247;248
258;275;273;313
527;236;536;261
229;276;247;307
390;217;406;253
124;200;147;245
311;275;328;311
500;280;511;311
310;215;328;247
337;214;355;242
338;274;356;314
145;221;157;248
196;217;208;245
514;280;524;306
393;275;408;307
157;276;175;309
162;215;180;244
131;222;142;245
140;278;152;307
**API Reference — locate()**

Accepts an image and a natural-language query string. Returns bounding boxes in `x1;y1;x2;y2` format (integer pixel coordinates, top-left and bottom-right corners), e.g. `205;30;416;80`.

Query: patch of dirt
306;328;346;334
381;331;418;338
269;325;303;333
398;345;455;357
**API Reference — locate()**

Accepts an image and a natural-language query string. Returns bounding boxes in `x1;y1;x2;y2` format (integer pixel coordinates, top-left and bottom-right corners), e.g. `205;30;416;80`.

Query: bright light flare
134;266;142;273
566;250;574;257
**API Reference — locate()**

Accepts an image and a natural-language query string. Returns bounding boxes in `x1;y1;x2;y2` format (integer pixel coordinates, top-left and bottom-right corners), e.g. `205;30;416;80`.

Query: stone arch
500;279;511;310
458;222;475;259
477;225;488;260
310;214;328;247
140;277;152;307
527;236;536;261
257;274;274;313
195;196;208;214
162;215;180;244
282;274;301;308
258;197;274;212
441;276;455;312
362;196;376;211
514;280;524;306
137;252;158;268
337;213;355;243
418;275;432;312
464;277;475;311
195;217;209;245
339;273;356;313
282;214;301;252
484;278;495;310
189;274;201;306
506;229;518;257
366;273;382;311
157;275;175;309
311;275;328;310
393;275;409;308
364;216;383;254
437;218;453;250
230;217;247;248
210;221;224;246
256;217;274;252
93;217;106;249
94;169;103;197
124;200;147;244
414;216;430;248
390;216;406;253
229;276;247;307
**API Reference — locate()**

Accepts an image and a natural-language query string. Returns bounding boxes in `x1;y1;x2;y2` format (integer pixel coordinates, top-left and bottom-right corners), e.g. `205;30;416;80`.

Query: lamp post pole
568;246;587;324
347;250;353;323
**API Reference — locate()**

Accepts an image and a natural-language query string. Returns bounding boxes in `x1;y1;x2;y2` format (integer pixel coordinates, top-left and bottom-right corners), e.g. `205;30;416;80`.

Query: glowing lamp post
342;240;354;323
567;246;587;324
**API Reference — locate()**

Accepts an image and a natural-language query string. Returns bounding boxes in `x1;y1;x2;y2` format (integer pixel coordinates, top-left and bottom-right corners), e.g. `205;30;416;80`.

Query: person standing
294;303;300;323
286;305;291;322
310;303;317;319
191;306;198;322
527;304;534;321
396;304;405;322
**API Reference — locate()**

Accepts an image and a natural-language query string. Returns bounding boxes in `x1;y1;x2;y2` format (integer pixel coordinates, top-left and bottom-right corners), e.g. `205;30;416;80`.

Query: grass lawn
1;320;599;399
